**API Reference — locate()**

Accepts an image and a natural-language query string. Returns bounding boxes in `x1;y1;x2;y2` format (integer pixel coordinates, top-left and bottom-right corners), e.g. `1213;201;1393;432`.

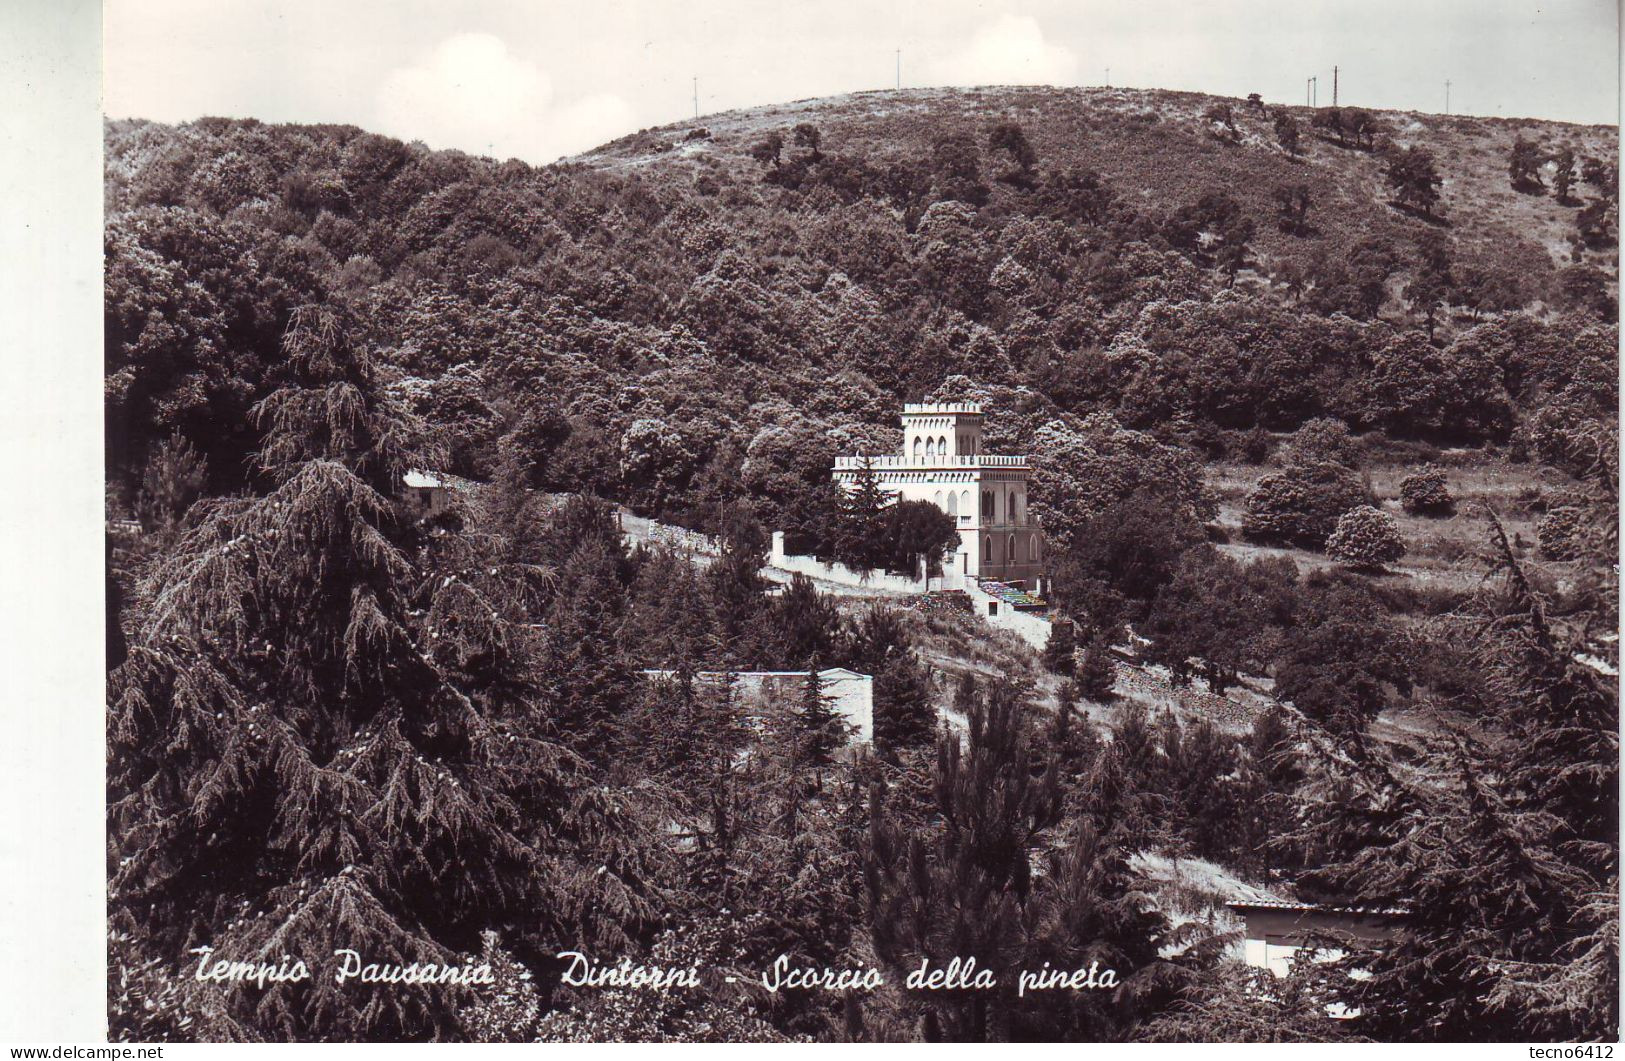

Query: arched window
938;435;948;456
981;491;993;521
925;437;936;457
946;491;958;516
982;537;992;562
960;489;972;520
1032;537;1041;561
1009;533;1018;561
1013;492;1025;525
913;438;922;457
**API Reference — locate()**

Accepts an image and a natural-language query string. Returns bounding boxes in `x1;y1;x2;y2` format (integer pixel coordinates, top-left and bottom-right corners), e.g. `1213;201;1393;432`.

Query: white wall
962;581;1053;650
768;532;955;593
639;667;873;744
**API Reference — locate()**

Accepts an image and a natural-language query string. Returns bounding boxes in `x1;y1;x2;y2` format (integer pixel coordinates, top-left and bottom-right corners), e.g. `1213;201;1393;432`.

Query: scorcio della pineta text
562;952;1120;999
191;948;1118;999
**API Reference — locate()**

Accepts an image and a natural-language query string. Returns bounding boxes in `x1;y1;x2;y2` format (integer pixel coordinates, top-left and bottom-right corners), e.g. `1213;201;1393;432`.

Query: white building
833;403;1044;588
402;470;452;517
639;668;873;745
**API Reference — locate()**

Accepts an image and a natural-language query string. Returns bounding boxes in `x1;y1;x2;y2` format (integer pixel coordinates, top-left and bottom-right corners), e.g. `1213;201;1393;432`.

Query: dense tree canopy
103;89;1618;1044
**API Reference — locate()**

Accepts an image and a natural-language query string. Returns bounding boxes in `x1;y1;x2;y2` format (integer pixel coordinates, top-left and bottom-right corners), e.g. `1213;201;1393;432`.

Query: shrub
1077;634;1116;702
1399;467;1455;516
1277;417;1359;470
1326;506;1406;570
1242;461;1367;548
1042;619;1077;677
1537;507;1584;561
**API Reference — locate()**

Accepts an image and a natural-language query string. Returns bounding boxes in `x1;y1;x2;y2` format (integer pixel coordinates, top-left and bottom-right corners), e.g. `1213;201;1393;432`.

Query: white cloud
923;14;1080;88
548;93;640;160
374;33;633;163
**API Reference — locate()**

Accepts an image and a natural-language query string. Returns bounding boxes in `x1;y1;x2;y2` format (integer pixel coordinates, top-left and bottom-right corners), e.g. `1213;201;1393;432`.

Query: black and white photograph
2;0;1621;1046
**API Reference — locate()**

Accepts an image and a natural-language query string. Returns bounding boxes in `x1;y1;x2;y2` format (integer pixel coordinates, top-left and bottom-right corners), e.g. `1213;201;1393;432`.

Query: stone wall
767;532;942;594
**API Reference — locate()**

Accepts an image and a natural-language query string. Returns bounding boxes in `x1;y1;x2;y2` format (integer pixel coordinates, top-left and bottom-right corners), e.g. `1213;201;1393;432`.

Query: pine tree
1077;634;1117;702
108;306;668;1040
1049;680;1099;782
772;573;840;667
707;499;771;665
1042;618;1077;676
864;680;1176;1040
833;457;890;571
1273;518;1618;1040
794;658;850;778
851;605;936;754
134;431;208;539
538;538;634;756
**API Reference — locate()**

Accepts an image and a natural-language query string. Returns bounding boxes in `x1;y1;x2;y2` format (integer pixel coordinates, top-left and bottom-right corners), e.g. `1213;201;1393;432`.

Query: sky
103;0;1620;165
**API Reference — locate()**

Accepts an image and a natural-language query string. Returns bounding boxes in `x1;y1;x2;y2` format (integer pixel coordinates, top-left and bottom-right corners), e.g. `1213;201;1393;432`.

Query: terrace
833;454;1028;470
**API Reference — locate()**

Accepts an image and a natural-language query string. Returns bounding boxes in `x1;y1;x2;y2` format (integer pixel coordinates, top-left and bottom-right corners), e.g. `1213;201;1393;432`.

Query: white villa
833;403;1044;588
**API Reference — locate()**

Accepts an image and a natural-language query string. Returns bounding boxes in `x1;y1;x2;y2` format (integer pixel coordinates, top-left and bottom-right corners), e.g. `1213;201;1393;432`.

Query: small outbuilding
403;470;452;517
1227;900;1407;977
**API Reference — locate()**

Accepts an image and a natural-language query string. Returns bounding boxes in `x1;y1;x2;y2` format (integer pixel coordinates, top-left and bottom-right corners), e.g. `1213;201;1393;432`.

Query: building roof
403;470;444;489
1227;900;1408;917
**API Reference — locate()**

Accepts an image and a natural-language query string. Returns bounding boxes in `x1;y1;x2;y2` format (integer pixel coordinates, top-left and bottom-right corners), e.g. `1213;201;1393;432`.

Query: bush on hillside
1398;467;1455;516
1326;505;1406;570
1242;461;1368;549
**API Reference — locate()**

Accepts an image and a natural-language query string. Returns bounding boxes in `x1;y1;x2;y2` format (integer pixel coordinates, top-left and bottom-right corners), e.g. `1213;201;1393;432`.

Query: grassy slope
1209;455;1568;594
575;86;1617;289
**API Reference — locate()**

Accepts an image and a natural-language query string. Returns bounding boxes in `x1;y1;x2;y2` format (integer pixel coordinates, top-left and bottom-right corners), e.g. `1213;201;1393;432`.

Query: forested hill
105;86;1618;535
578;86;1616;284
104;87;1621;1043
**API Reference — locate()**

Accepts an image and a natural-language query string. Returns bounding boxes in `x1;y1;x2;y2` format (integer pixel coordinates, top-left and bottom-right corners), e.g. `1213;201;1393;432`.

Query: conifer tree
832;458;890;571
538;537;634;756
1275;518;1617;1041
1042;618;1078;676
108;306;667;1041
1077;633;1117;702
772;573;840;667
864;681;1177;1040
706;500;772;665
850;605;936;754
135;431;209;540
794;658;850;779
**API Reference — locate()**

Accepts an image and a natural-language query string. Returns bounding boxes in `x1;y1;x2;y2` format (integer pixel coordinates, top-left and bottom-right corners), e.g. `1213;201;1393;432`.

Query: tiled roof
1227;899;1408;916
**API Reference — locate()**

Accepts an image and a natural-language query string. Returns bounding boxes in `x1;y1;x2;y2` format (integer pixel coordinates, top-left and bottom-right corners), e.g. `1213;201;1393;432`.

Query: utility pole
692;76;698;119
1444;79;1451;115
1105;66;1110;87
1332;65;1338;106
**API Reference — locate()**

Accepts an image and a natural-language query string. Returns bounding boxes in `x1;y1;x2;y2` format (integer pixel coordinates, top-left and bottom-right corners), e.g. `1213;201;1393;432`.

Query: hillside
579;85;1618;290
103;87;1622;1043
105;87;1618;530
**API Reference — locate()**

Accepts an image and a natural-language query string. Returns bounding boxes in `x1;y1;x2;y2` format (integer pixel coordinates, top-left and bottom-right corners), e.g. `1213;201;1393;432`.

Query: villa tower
832;403;1043;587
